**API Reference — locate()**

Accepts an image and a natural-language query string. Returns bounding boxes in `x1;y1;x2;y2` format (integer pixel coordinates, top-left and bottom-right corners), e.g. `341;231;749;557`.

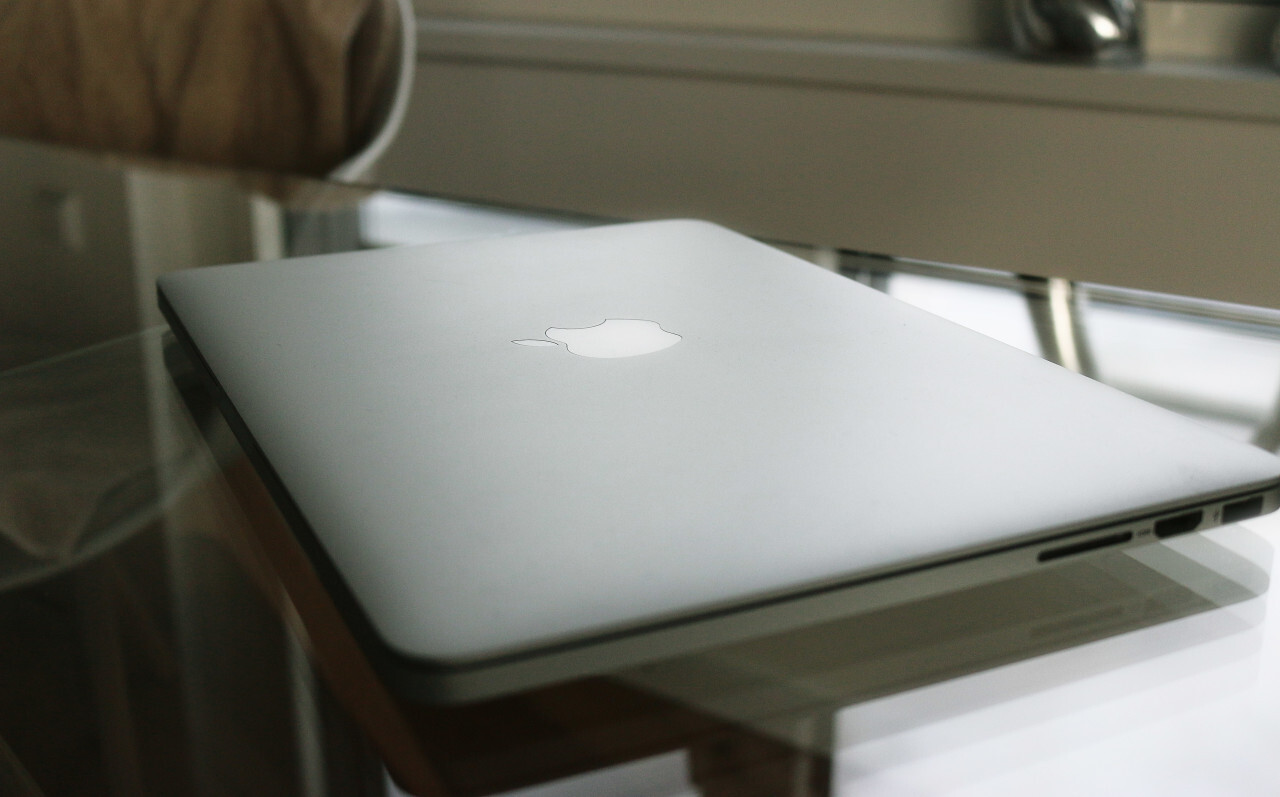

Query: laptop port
1223;496;1265;524
1153;510;1203;539
1038;531;1133;562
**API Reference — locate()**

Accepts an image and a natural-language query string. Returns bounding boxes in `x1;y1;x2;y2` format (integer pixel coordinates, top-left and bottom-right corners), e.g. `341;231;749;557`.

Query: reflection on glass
1079;287;1280;444
623;526;1267;756
399;751;697;797
844;251;1280;451
358;192;591;249
0;330;216;590
828;520;1278;796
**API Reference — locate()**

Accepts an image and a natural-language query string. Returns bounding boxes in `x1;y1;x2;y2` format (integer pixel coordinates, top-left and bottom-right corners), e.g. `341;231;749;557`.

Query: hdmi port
1154;510;1203;539
1038;531;1133;562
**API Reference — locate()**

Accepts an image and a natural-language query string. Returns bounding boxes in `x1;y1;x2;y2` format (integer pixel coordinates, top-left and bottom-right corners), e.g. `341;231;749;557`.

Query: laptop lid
157;220;1280;702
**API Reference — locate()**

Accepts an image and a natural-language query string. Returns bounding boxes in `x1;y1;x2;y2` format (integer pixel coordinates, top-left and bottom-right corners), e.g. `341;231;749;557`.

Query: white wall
384;4;1280;306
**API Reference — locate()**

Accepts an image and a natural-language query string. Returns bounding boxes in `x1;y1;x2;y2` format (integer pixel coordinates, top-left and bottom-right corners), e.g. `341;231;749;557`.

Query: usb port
1154;510;1203;539
1223;496;1265;524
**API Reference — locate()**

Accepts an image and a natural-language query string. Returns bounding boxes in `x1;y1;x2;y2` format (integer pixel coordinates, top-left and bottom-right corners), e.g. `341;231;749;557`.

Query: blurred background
3;1;1280;305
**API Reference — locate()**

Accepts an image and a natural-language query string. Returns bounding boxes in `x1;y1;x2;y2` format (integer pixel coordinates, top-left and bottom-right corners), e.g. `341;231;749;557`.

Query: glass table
3;137;1280;797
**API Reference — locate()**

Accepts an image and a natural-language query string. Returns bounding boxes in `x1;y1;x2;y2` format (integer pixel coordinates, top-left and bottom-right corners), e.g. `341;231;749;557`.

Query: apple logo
513;319;681;359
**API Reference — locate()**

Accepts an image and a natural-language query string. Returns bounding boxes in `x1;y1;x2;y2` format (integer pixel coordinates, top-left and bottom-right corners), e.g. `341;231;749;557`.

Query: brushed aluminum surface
157;220;1280;696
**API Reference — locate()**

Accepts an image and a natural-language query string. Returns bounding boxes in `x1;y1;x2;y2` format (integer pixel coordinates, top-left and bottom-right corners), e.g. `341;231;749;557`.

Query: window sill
417;17;1280;126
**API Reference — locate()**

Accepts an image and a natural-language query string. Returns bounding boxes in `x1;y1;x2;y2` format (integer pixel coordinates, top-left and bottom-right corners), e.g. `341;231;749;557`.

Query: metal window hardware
1007;0;1144;62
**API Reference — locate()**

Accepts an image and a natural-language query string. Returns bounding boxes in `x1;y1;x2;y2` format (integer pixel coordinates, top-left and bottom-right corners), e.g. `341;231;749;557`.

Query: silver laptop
157;220;1280;703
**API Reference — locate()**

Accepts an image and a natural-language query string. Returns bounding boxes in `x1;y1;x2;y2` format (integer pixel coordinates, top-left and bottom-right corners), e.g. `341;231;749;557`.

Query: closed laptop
157;220;1280;702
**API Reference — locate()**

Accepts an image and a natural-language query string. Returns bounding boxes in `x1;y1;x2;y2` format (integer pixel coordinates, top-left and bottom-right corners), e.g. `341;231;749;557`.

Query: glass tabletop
4;137;1280;797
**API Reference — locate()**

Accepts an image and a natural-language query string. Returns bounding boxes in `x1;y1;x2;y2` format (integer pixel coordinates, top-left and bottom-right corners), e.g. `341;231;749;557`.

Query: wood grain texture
0;0;395;175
